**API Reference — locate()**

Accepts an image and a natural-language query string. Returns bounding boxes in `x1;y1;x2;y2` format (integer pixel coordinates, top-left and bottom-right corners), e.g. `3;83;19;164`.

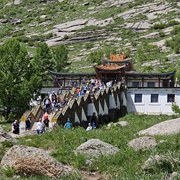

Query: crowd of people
41;78;117;115
12;78;118;135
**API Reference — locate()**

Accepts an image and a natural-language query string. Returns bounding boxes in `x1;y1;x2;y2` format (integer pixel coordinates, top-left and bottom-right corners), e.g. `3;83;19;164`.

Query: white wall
127;88;180;115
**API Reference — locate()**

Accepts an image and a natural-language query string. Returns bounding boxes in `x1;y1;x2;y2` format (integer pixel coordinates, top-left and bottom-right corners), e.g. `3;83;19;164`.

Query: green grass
0;114;179;179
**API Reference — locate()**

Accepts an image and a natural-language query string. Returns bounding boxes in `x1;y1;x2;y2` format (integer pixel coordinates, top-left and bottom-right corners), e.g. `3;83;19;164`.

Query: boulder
142;155;180;173
74;138;119;157
1;145;72;178
0;126;18;144
128;136;157;150
116;121;129;127
138;118;180;136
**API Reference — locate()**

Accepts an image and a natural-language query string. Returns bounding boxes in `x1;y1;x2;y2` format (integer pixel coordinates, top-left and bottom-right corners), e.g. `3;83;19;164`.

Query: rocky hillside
1;0;180;73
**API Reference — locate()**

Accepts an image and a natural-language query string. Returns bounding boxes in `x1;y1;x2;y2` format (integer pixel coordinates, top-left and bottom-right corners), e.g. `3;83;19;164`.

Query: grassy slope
0;114;179;179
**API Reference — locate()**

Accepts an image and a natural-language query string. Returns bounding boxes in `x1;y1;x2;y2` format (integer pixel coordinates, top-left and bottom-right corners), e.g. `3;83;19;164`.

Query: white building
125;70;180;115
127;88;180;115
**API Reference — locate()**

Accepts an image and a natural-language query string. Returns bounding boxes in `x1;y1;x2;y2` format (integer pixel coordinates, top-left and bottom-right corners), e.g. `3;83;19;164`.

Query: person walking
43;112;49;132
36;118;44;135
12;120;19;134
25;116;31;131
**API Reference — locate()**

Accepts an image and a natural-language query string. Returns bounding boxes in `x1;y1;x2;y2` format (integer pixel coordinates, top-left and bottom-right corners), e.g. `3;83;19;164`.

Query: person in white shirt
36;118;44;135
86;123;93;131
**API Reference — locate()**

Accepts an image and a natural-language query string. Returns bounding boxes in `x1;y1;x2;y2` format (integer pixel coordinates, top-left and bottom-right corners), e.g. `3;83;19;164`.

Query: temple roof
94;64;125;71
49;70;95;78
102;58;132;64
126;71;176;78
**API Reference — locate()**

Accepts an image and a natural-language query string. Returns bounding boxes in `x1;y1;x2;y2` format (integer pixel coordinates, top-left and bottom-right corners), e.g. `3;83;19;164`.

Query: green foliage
2;166;16;177
33;42;54;79
151;20;179;30
172;103;180;114
171;25;180;35
85;43;93;50
104;47;116;58
159;31;165;37
135;44;160;71
87;51;103;65
165;33;180;53
12;30;25;37
14;114;180;179
0;38;41;119
51;45;70;72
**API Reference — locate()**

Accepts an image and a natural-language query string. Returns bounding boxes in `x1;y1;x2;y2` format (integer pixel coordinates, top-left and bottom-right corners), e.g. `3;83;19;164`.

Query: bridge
19;82;127;132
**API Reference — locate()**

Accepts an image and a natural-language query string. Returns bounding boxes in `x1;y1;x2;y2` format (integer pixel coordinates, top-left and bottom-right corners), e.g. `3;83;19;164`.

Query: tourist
25;116;32;131
64;119;72;129
43;112;49;132
86;123;93;131
90;112;98;129
43;96;51;113
36;118;44;135
12;120;19;134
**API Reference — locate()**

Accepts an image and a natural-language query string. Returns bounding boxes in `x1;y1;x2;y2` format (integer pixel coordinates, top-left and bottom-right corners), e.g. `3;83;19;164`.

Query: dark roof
49;70;96;78
126;71;176;78
102;58;132;64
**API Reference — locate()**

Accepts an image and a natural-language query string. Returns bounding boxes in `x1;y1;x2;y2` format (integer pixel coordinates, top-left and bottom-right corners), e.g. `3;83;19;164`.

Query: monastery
20;54;180;131
44;54;179;115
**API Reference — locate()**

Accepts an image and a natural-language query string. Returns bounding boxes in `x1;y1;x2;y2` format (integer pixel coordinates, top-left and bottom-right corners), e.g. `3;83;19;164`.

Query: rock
167;172;180;180
82;2;89;6
1;145;73;178
125;21;151;31
142;155;179;173
40;15;47;19
140;32;159;39
14;0;22;5
85;159;93;166
138;118;180;136
74;138;119;157
54;19;87;31
128;136;157;150
11;18;22;25
0;126;18;144
116;121;129;127
87;17;114;27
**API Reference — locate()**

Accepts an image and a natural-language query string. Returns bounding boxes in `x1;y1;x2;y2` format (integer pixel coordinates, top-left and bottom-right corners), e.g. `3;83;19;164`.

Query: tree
33;42;54;80
87;50;103;65
0;39;41;120
51;45;70;72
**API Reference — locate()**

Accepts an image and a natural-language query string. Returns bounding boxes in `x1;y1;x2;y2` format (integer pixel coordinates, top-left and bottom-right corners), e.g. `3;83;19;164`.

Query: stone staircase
30;112;56;131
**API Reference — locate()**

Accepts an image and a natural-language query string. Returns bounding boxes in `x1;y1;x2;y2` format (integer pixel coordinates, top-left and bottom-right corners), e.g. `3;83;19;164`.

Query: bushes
87;50;103;65
151;20;179;30
165;33;180;53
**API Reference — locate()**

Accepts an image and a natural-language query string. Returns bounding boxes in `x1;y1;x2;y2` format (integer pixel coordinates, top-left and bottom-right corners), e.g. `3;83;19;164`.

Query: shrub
1;166;15;177
159;31;165;37
172;103;180;114
87;50;103;65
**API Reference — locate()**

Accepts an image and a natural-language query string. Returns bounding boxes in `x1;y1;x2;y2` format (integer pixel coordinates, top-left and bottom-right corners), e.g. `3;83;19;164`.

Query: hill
1;0;180;75
0;114;180;179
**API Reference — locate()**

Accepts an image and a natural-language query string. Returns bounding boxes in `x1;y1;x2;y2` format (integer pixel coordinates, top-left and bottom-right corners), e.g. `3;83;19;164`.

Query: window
147;82;155;87
151;94;159;103
134;94;142;103
132;82;140;87
167;94;175;103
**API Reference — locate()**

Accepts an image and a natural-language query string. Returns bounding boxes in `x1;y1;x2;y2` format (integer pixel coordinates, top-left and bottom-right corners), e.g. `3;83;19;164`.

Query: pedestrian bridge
20;83;127;132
